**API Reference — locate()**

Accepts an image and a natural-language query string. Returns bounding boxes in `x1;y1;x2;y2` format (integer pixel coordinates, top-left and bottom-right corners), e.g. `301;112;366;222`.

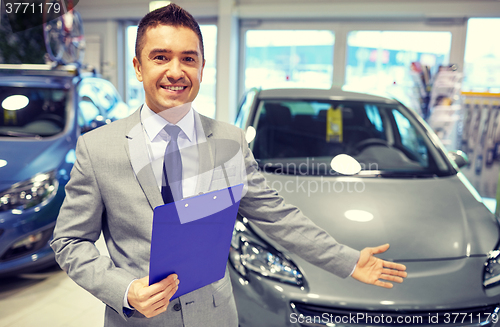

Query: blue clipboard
149;183;244;299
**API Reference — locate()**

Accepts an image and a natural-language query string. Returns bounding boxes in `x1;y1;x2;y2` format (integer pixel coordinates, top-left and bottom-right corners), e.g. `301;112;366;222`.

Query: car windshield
0;86;68;137
251;98;454;177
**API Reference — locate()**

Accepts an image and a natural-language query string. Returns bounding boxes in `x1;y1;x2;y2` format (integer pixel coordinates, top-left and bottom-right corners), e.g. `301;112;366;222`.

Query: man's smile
160;85;188;91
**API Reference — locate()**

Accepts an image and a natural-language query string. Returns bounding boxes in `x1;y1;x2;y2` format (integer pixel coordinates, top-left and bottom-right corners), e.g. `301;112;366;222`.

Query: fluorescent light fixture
330;154;362;175
149;1;171;12
2;95;29;111
0;160;6;168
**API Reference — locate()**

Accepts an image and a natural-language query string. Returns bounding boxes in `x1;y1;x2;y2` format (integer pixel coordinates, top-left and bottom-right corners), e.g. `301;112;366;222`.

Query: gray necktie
162;125;183;203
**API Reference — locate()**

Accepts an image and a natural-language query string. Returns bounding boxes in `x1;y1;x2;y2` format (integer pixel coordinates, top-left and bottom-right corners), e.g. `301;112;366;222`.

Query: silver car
229;88;500;327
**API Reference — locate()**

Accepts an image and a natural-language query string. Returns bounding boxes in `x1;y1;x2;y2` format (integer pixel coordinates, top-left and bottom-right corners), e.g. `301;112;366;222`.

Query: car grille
290;302;500;327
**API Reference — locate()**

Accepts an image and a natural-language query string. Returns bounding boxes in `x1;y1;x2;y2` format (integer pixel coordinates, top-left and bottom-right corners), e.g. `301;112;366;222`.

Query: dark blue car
0;63;131;276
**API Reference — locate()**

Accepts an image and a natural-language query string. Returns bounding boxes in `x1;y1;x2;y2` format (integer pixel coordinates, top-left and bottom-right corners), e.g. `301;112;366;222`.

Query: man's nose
165;58;184;81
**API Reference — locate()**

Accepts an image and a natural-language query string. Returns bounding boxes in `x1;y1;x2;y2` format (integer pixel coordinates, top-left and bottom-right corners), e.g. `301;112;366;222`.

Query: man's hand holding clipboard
127;275;180;318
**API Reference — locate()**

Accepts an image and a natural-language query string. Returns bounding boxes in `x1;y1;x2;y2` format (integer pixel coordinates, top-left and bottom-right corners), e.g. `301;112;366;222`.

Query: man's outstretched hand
351;244;407;288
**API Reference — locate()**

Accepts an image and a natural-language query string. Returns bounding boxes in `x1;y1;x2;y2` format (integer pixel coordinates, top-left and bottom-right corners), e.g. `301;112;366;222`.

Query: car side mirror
448;150;469;168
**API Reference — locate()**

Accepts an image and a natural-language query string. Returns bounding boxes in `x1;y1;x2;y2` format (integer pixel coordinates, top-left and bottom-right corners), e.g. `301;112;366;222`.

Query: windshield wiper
363;171;437;178
0;130;41;138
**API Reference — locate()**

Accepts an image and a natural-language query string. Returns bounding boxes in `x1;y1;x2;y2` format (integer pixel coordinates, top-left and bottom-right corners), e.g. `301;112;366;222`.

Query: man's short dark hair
135;3;205;62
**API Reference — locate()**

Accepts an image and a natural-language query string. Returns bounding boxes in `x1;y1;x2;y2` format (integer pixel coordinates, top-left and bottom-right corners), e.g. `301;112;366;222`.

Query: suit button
173;303;181;311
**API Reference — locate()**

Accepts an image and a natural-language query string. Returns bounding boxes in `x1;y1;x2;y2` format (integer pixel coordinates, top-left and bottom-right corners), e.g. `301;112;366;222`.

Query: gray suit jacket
51;108;359;327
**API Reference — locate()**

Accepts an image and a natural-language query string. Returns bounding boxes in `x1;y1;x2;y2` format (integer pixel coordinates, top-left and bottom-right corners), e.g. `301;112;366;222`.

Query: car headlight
0;171;59;212
229;216;304;286
484;250;500;288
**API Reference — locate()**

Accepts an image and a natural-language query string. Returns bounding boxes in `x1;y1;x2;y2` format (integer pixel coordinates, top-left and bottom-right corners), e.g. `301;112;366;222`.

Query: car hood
256;172;499;261
0;136;74;191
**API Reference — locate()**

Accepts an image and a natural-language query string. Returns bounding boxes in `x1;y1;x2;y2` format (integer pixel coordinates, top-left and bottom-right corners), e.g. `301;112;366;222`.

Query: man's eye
154;55;167;61
184;57;195;62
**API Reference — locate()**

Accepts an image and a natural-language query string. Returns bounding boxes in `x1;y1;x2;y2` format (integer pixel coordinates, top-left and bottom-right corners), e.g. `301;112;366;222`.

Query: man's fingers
152;274;178;292
143;274;178;298
382;268;407;278
147;277;180;306
128;274;180;318
147;280;180;316
383;261;407;272
380;273;404;283
159;274;178;287
145;284;177;309
374;280;393;289
370;243;390;255
380;259;407;278
165;279;180;300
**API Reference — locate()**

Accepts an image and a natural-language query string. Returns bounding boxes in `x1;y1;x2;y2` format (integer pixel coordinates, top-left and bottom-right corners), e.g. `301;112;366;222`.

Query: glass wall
244;30;334;91
125;24;218;118
463;18;500;92
345;31;452;93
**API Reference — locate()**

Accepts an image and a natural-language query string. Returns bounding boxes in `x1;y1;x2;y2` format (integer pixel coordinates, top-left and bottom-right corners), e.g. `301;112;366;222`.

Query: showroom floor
0;198;497;327
0;236;108;327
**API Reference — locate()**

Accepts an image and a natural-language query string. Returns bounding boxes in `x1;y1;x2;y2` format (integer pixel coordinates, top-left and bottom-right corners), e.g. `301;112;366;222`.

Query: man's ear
133;56;143;82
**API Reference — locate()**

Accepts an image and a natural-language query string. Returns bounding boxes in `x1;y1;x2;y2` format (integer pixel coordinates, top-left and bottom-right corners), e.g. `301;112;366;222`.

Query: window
244;30;334;91
345;31;452;93
463;18;500;92
0;87;68;137
126;25;141;109
125;24;218;118
193;25;217;118
250;98;442;175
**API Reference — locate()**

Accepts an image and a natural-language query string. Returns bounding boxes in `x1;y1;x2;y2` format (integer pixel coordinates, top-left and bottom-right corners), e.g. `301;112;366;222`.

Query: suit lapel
194;112;216;195
124;107;164;209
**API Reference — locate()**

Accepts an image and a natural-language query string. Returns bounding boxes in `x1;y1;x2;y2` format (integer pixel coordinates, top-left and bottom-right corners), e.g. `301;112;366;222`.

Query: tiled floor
0;198;497;327
0;237;108;327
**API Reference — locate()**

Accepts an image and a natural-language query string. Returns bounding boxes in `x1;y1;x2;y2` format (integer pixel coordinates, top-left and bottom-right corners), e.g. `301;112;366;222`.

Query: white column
449;20;467;73
215;0;239;124
103;20;119;89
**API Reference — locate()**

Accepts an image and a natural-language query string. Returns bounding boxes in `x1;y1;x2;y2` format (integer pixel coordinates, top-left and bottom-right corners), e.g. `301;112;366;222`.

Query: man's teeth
163;86;185;91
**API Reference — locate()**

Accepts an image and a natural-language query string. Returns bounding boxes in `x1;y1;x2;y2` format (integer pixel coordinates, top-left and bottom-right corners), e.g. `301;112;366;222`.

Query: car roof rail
0;63;80;77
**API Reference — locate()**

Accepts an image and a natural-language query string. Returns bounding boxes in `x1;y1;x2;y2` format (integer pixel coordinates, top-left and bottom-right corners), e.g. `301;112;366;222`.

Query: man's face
133;25;205;113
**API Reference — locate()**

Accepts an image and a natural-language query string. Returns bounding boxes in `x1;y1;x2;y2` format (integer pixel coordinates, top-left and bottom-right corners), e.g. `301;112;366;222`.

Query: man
51;3;407;327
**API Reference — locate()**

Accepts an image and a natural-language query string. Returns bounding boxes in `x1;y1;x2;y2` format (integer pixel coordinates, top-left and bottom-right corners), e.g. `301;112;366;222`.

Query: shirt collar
141;103;195;142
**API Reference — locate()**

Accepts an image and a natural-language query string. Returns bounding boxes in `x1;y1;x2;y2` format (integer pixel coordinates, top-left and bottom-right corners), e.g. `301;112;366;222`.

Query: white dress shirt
123;103;200;310
141;103;199;197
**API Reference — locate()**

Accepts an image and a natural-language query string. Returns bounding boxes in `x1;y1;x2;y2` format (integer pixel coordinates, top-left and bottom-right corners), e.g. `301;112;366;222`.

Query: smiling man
133;21;205;121
50;3;407;327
